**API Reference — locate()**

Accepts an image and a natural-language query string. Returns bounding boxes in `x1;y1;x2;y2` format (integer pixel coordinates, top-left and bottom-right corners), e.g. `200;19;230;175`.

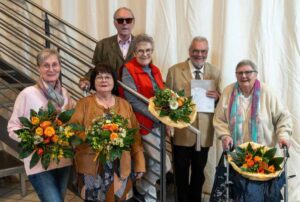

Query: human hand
206;90;220;101
221;136;233;151
279;138;290;149
134;172;144;179
166;126;174;137
79;78;90;91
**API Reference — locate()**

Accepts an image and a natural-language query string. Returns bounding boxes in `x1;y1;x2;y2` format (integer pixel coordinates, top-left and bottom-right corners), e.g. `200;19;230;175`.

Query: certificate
191;80;216;113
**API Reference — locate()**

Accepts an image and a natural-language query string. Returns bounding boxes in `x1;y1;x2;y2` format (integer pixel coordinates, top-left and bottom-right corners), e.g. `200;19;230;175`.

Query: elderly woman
7;49;74;202
120;33;171;202
69;63;145;202
213;59;293;150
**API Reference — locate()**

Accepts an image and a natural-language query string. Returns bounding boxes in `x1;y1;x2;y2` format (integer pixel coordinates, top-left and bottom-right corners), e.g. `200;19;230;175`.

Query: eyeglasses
136;48;153;56
191;49;208;55
115;18;134;24
41;62;60;69
235;70;257;76
95;75;113;81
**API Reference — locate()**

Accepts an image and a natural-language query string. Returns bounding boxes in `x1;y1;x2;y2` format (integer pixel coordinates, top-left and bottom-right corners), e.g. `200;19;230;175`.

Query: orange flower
102;123;119;131
268;165;275;173
242;163;248;168
35;127;43;136
258;167;265;174
51;135;59;143
44;126;55;137
110;132;119;141
254;156;262;163
245;153;253;161
246;159;255;167
55;119;63;126
31;117;40;125
177;97;184;107
40;121;52;129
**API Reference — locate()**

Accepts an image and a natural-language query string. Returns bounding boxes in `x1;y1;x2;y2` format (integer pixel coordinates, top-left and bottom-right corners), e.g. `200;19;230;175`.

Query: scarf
228;80;260;145
37;78;64;110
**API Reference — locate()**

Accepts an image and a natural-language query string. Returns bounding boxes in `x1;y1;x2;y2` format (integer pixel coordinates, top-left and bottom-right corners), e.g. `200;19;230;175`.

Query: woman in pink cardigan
7;49;74;202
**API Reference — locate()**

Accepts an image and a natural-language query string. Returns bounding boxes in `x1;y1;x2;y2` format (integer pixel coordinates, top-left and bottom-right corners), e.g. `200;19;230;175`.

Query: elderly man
165;36;221;202
79;7;135;90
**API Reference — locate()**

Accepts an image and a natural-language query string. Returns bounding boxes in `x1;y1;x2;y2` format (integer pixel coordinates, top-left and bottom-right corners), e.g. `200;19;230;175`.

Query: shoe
132;186;146;202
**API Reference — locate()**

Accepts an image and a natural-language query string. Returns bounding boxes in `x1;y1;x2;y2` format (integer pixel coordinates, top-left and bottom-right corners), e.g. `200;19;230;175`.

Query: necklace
95;94;115;109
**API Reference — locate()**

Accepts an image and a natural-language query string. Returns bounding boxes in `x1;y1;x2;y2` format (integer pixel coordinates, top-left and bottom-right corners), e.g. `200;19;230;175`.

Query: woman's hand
279;138;290;149
134;172;144;179
221;136;233;151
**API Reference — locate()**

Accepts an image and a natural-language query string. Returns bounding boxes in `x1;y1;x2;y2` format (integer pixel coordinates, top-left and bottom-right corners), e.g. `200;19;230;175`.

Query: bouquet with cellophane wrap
15;102;84;169
148;88;197;128
228;142;284;181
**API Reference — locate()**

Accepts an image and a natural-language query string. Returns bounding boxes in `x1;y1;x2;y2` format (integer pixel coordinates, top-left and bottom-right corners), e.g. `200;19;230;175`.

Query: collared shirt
189;60;204;80
118;35;132;59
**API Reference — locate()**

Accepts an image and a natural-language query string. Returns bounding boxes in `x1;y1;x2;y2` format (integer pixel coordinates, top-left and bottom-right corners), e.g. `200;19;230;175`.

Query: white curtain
26;0;300;200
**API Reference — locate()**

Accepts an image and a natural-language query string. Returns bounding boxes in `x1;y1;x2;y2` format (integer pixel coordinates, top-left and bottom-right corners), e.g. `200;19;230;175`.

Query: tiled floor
0;176;210;202
0;177;82;202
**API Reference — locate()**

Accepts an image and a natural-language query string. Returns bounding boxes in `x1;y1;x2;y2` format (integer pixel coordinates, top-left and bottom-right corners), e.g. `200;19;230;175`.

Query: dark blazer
165;59;221;147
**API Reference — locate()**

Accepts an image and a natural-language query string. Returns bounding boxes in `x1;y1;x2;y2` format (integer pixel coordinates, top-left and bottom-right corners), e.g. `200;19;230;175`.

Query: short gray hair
36;49;61;66
189;36;209;51
113;7;134;19
132;34;154;51
236;59;258;72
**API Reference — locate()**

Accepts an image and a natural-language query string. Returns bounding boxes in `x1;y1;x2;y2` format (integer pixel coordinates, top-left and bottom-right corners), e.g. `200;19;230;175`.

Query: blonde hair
36;49;61;66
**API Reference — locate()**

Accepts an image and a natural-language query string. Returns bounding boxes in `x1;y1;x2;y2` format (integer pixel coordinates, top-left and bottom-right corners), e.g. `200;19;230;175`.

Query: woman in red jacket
120;34;171;202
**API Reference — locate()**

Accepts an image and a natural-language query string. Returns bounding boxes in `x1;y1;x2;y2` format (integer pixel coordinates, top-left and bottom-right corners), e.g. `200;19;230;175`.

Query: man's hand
206;90;220;101
79;78;90;91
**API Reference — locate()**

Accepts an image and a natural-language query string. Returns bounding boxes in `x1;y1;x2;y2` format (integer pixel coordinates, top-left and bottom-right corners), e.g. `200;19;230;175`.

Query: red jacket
120;58;164;135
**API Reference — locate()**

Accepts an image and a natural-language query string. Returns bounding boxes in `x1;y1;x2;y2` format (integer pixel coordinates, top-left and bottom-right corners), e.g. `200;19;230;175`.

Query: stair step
0;83;32;90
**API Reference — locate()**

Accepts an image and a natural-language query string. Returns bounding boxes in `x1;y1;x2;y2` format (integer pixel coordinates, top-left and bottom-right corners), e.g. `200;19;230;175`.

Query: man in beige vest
165;36;221;202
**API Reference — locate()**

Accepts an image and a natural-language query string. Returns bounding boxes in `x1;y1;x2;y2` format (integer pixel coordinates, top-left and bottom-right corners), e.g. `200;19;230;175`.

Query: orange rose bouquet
86;113;137;163
15;102;84;169
228;142;284;181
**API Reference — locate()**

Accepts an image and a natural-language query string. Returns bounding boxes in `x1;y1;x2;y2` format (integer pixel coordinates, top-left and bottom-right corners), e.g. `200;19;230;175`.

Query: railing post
159;123;166;202
44;13;50;48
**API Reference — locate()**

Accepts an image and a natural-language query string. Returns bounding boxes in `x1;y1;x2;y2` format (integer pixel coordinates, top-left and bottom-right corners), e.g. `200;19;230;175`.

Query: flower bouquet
148;88;197;128
228;142;284;181
86;113;137;163
14;102;84;169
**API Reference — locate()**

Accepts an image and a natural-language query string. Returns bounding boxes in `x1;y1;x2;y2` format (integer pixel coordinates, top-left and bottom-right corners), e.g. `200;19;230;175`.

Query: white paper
191;80;216;113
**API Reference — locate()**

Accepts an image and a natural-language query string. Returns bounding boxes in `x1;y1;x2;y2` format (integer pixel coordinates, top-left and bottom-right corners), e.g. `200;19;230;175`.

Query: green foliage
153;88;194;123
15;101;84;170
230;142;283;174
86;113;136;164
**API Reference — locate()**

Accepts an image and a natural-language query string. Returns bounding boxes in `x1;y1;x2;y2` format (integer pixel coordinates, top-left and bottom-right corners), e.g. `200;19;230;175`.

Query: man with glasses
165;36;220;202
79;7;135;91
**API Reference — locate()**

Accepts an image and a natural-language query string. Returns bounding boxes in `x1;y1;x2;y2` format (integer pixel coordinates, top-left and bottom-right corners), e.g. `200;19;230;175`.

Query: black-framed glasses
191;49;208;55
115;18;134;24
235;70;257;76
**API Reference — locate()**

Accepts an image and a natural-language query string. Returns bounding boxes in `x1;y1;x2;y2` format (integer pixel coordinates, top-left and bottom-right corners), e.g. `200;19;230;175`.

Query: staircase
0;1;192;201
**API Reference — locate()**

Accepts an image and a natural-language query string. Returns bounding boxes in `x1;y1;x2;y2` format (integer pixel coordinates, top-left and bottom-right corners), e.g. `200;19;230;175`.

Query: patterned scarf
37;78;64;110
228;80;260;145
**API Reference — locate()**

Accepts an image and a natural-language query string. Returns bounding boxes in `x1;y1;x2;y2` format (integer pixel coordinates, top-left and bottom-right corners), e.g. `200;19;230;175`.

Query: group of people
7;6;292;202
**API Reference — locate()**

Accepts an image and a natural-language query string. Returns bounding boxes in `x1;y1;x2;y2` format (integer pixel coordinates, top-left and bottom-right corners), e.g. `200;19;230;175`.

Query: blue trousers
28;166;71;202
